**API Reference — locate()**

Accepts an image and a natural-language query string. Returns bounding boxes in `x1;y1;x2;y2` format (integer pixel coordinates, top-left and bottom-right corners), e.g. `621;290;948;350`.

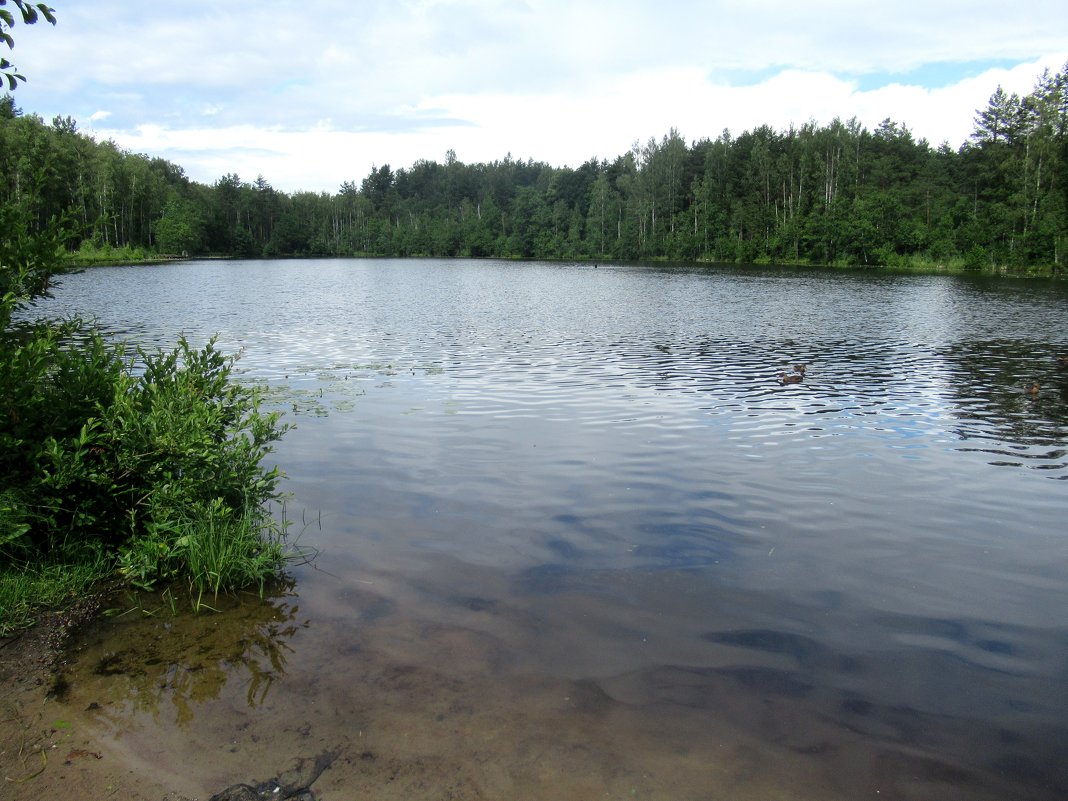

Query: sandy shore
0;602;194;801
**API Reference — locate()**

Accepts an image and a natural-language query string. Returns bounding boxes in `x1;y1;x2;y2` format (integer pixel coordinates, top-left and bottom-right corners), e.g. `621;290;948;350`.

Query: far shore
65;253;1064;279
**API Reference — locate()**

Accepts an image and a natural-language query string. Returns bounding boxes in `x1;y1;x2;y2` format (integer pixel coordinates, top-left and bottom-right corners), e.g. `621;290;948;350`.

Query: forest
2;66;1068;274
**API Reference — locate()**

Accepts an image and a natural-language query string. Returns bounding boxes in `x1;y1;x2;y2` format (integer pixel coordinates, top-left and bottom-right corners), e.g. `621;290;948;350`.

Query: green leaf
15;2;37;24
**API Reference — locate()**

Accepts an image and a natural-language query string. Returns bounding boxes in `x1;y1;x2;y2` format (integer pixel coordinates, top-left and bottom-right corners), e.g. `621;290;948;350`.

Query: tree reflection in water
59;580;302;728
943;341;1068;468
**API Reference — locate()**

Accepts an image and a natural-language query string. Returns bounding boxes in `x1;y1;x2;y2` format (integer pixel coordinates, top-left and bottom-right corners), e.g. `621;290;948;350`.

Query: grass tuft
0;555;112;637
118;499;307;613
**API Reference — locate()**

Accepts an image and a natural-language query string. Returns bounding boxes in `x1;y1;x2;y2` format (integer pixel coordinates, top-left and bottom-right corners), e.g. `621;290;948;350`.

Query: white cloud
16;1;1068;192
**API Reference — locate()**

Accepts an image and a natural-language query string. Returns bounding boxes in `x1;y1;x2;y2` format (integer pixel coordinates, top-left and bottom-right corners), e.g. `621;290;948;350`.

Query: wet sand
0;610;191;801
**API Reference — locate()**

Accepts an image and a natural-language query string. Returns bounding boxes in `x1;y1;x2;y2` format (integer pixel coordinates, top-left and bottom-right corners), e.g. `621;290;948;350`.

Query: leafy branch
0;0;56;90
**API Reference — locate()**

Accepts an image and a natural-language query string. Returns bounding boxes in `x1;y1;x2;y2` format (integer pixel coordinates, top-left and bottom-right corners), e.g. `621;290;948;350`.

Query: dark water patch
976;638;1016;655
451;596;499;613
358;597;396;624
611;664;813;708
873;612;1058;679
829;697;929;743
720;665;814;698
629;522;737;568
992;753;1052;784
703;628;862;673
514;563;572;594
988;739;1068;796
869;750;988;799
544;537;582;560
840;696;874;716
564;678;616;715
603;654;1068;799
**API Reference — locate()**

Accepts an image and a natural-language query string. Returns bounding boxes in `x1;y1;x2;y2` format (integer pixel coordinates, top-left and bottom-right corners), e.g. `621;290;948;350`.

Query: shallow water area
32;259;1068;799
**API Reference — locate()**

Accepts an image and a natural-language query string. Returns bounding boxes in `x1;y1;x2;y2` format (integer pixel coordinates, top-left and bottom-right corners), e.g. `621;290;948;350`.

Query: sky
10;1;1068;194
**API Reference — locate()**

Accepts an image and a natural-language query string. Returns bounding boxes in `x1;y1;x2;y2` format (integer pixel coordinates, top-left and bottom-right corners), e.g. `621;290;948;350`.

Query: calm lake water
32;259;1068;800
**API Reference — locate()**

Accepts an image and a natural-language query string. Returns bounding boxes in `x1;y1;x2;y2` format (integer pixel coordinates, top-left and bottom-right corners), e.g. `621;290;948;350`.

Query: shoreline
65;252;1064;279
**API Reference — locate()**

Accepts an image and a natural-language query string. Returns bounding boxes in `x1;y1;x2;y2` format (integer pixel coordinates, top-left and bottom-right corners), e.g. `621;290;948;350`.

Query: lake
32;258;1068;800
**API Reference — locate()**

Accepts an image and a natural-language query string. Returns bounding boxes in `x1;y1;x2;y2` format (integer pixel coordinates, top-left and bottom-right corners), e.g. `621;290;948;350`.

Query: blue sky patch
853;59;1024;91
712;59;1026;91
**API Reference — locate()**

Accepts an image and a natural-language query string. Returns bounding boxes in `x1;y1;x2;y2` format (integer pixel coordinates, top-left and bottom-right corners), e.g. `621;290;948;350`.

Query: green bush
0;323;292;600
964;243;989;271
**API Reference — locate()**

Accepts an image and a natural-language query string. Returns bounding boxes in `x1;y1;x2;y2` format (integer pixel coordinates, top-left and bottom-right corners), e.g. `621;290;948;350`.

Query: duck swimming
780;372;804;385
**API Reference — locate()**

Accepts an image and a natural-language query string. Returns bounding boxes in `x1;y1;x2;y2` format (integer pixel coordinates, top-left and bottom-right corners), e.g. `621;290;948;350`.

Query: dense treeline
2;63;1067;272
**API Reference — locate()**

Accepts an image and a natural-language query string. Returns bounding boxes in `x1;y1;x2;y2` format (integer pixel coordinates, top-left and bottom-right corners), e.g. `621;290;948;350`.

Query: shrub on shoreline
0;323;295;633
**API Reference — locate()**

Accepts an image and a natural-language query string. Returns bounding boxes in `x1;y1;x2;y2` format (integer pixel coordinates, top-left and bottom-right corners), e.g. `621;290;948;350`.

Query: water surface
36;259;1068;800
